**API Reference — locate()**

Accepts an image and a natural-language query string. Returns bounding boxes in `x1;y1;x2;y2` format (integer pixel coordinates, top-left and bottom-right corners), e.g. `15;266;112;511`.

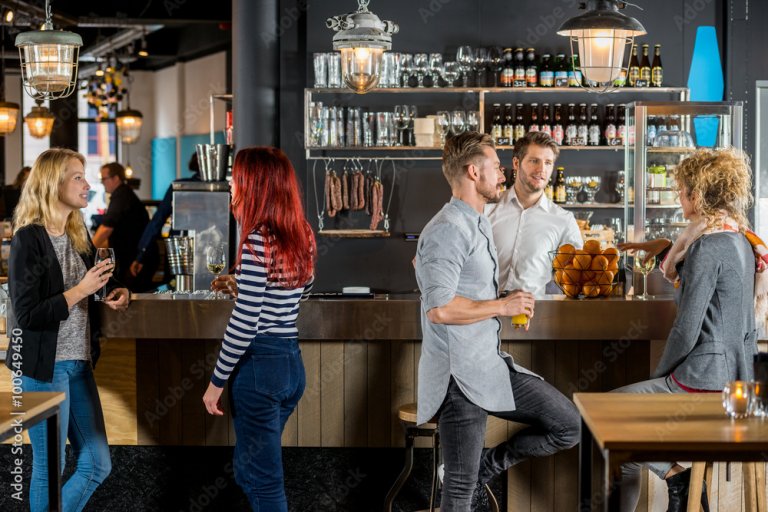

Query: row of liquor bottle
481;43;663;88
488;102;629;147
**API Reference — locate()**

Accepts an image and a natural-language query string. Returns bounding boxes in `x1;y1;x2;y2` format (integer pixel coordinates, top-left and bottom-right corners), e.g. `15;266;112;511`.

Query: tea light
722;381;754;419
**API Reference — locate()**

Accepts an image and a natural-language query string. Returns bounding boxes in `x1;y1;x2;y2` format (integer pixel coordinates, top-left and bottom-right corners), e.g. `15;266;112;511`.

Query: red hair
231;147;316;288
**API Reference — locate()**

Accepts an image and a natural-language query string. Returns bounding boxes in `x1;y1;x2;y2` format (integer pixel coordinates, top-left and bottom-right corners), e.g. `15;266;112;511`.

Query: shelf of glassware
563;203;680;209
624;100;744;246
305;87;689;95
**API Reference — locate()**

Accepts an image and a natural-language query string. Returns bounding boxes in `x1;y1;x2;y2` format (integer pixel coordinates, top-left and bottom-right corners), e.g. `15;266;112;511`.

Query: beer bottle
514;48;526;87
514;103;526;141
565;103;577;145
639;44;651;86
501;48;514;87
554;53;569;87
604;104;617;145
588;104;601;146
552;103;564;145
617;105;627;145
576;103;588;146
525;48;538;87
540;103;552;138
503;103;514;142
554;167;567;204
491;103;503;143
628;45;640;87
651;44;663;87
569;54;583;87
539;54;554;87
529;103;540;132
545;178;554;202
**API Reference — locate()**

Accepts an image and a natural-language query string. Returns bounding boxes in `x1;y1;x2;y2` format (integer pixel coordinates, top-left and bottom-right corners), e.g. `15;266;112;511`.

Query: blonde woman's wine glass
94;248;115;301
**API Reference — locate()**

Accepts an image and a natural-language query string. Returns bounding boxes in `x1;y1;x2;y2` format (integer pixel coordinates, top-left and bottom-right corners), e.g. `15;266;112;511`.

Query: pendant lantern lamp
115;107;143;144
25;100;55;138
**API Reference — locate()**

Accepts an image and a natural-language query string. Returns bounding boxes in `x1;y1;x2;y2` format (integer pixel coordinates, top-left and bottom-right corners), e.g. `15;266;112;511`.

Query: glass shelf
307;87;689;95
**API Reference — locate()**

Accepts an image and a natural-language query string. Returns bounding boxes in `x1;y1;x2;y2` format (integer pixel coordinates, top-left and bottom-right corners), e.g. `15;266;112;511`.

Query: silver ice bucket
196;143;231;182
165;236;194;291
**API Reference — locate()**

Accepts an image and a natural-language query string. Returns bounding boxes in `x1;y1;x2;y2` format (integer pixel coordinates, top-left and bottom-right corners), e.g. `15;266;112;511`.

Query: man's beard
479;176;501;203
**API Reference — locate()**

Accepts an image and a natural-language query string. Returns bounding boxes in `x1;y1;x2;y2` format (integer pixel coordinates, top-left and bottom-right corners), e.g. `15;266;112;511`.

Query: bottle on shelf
604;104;617;146
565;103;577;146
646;115;657;146
503;103;514;142
540;103;552;138
554;167;567;204
613;68;627;88
639;44;651;86
529;103;540;132
545;177;554;202
552;103;564;145
491;103;503;143
576;103;588;146
628;45;640;87
501;48;515;87
617;105;627;145
514;103;526;142
568;54;583;87
651;44;663;87
554;53;569;87
525;48;538;87
588;104;601;146
539;54;554;87
513;48;526;87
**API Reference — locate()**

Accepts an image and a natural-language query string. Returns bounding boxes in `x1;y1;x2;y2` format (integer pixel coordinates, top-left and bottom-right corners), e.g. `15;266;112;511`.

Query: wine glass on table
206;244;227;299
94;248;115;301
631;249;655;300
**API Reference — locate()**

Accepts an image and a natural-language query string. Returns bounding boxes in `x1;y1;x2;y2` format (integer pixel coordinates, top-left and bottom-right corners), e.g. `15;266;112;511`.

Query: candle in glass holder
722;381;754;419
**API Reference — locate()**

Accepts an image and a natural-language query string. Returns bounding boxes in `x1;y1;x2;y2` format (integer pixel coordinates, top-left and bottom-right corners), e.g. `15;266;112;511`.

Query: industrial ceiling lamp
0;25;19;135
327;0;398;94
557;0;646;88
15;0;82;100
25;100;55;138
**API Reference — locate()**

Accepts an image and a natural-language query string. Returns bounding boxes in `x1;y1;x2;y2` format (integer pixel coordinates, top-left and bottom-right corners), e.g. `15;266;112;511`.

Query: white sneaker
438;463;444;484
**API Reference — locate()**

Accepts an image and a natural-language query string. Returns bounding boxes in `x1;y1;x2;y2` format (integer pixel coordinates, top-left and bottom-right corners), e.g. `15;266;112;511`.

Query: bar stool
383;402;500;512
689;462;767;512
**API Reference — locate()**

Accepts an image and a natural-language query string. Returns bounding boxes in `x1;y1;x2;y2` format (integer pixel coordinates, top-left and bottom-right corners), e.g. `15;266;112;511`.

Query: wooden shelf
318;229;391;238
307;86;688;95
563;203;623;209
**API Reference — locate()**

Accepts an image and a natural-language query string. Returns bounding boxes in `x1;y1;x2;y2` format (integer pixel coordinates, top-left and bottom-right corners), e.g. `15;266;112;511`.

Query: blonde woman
617;147;759;512
4;148;129;511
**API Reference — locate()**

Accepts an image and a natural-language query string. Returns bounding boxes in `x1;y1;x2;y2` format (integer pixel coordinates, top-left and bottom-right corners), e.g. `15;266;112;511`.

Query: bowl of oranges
550;239;621;298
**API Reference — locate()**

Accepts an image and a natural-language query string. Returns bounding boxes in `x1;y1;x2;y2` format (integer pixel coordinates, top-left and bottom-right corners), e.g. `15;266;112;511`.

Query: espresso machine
170;143;233;292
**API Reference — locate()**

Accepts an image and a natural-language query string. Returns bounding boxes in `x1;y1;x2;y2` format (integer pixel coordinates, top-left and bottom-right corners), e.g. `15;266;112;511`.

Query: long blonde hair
14;148;92;255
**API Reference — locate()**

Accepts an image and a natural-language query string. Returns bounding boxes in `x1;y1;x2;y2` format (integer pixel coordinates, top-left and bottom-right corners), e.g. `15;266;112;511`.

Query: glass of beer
511;313;529;330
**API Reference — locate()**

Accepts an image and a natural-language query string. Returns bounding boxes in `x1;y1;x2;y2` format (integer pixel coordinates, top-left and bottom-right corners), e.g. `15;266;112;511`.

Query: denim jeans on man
230;336;305;512
20;360;112;512
439;374;580;511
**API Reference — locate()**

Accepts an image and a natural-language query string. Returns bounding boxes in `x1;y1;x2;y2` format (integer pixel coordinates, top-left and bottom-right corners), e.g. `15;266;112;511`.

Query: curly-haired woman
616;147;761;512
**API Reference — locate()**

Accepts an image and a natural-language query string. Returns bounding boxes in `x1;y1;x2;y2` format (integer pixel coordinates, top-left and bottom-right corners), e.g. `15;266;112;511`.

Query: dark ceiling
0;0;232;72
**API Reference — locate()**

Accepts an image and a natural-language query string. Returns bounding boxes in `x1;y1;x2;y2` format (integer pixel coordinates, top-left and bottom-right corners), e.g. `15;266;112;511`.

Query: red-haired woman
203;147;315;512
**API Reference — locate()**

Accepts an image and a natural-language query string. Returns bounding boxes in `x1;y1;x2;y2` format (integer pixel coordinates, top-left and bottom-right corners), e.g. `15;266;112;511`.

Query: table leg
604;453;623;512
579;418;593;512
46;413;61;512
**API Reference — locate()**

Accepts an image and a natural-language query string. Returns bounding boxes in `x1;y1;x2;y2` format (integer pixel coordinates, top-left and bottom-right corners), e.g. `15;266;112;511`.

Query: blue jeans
229;337;305;512
20;360;112;512
438;373;580;511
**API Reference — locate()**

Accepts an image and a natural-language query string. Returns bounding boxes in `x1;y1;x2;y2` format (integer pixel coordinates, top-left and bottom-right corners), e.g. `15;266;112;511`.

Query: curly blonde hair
674;147;753;229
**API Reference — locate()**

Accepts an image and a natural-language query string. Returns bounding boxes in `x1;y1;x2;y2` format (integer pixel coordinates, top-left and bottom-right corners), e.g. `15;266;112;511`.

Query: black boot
666;468;710;512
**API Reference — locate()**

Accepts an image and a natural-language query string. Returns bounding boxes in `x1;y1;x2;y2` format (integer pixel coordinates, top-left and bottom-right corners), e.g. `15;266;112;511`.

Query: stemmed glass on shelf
394;105;410;146
473;47;489;87
451;110;467;136
428;53;443;88
441;62;459;88
436;111;450;146
413;53;428;88
466;111;480;133
456;46;473;87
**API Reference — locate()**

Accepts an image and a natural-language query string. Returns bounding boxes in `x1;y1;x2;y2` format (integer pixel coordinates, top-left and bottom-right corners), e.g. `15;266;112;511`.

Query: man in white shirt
486;132;583;297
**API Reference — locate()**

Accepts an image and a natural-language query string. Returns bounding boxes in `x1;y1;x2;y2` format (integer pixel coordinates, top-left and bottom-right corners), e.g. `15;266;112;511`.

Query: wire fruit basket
549;240;621;299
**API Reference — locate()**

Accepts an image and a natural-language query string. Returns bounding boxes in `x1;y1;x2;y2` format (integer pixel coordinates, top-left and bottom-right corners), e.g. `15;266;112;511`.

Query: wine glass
456;46;473;87
94;248;115;301
436;111;450;146
631;249;655;300
394;105;410;146
399;53;413;87
407;105;418;146
586;175;601;203
413;53;428;88
489;46;504;86
441;62;460;87
473;47;489;87
451;110;467;135
206;244;227;299
428;53;443;88
466;111;480;133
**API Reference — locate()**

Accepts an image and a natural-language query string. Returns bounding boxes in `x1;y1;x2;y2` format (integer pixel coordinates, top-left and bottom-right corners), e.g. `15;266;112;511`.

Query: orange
607;260;619;272
559;243;577;255
573;250;592;270
553;252;573;269
562;283;580;298
580;270;596;283
554;270;564;284
582;281;600;298
590;255;609;271
602;247;620;265
598;284;613;296
584;239;602;255
562;264;580;285
597;270;615;285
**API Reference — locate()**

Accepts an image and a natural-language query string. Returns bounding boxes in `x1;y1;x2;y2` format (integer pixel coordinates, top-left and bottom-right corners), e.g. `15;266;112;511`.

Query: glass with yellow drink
511;314;529;329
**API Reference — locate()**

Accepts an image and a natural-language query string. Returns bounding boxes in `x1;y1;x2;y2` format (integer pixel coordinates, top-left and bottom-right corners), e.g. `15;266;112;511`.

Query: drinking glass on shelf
586;175;601;203
399;53;413;87
206;244;227;299
94;248;115;301
466;111;480;133
436;111;450;146
394;105;409;147
407;105;418;146
327;52;341;88
489;46;504;86
451;110;467;135
428;53;443;88
473;47;489;87
631;249;655;300
441;62;460;87
413;53;429;88
456;46;473;87
313;53;328;88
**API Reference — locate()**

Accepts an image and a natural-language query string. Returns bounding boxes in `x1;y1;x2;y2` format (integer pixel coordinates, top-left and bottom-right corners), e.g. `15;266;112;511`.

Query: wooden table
0;391;66;512
574;393;768;512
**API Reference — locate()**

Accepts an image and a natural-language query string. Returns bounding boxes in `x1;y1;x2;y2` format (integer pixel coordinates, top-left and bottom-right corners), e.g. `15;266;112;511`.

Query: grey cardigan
653;232;758;389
